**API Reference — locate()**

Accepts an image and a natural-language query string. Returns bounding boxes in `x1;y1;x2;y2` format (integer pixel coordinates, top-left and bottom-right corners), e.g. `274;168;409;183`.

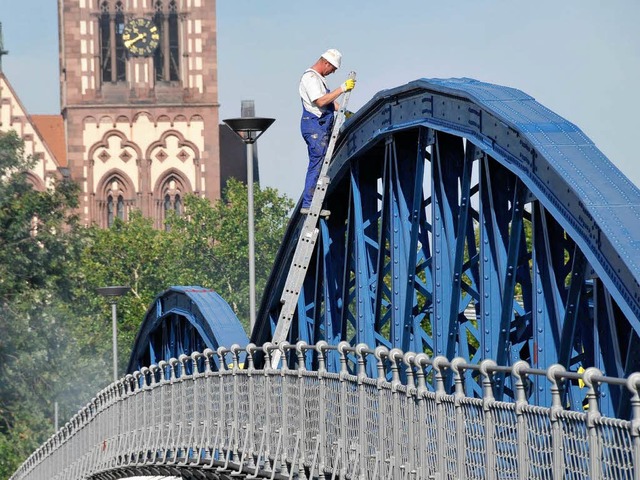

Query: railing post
337;341;350;478
389;348;404;477
168;357;181;463
263;342;275;473
187;351;202;465
511;360;530;480
177;353;190;464
296;341;309;478
415;353;430;480
356;343;369;479
114;377;126;463
433;355;448;480
479;359;497;480
137;366;149;465
316;341;328;479
246;344;257;469
451;357;467;480
375;346;389;476
134;370;145;464
547;364;566;479
153;362;167;463
279;341;291;476
626;372;640;480
403;352;418;479
231;344;242;464
216;347;229;462
202;349;216;463
582;368;603;479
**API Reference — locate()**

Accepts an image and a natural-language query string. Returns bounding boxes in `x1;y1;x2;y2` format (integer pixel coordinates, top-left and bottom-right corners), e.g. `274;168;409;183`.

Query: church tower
59;0;220;227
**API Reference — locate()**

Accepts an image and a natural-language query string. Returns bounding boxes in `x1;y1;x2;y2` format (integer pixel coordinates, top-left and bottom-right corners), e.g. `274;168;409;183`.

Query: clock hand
124;33;146;49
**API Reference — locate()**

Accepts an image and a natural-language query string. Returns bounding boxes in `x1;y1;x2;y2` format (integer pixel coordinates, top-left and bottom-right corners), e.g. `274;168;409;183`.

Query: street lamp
223;116;275;332
96;286;131;382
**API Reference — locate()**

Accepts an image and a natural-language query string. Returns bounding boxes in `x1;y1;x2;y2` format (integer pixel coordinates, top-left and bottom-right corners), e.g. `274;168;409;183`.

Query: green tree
0;136;293;475
0;131;81;477
66;179;293;378
69;211;178;359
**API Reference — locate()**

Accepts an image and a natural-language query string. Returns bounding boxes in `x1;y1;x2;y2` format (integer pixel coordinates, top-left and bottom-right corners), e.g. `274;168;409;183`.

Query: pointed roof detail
0;72;66;186
31;115;67;168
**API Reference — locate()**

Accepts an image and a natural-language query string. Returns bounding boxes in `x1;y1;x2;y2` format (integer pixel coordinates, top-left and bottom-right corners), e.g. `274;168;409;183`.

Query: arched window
107;196;114;227
106;193;125;227
117;195;125;220
99;1;126;83
153;0;180;82
157;174;186;229
101;175;132;228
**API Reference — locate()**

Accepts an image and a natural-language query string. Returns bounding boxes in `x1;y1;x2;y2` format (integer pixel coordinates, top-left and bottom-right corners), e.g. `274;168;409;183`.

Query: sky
1;0;639;202
0;3;637;474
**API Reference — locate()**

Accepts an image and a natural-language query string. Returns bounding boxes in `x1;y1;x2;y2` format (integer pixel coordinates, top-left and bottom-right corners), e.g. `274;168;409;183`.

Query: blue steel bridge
11;77;640;479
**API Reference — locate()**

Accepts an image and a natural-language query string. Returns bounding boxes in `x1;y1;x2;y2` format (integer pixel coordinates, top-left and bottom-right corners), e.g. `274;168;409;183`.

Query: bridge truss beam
127;286;249;375
253;78;640;416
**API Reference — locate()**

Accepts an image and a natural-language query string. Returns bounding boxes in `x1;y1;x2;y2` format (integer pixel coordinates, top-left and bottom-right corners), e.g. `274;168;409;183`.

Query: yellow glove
341;78;356;92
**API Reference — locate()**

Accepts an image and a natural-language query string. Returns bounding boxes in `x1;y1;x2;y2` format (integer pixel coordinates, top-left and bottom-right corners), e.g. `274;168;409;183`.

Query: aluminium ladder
270;71;356;364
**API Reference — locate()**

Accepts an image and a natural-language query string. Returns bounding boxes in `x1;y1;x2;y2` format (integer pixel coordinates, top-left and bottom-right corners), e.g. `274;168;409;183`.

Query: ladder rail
270;71;357;361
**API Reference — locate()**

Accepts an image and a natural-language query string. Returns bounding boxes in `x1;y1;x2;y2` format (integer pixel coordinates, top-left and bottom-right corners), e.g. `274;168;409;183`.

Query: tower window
102;176;130;228
106;194;125;227
116;195;124;220
159;175;185;229
99;1;126;83
107;195;114;227
153;0;181;82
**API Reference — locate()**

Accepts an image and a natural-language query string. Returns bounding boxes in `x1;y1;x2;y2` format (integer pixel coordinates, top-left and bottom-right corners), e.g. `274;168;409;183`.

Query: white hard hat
321;49;342;69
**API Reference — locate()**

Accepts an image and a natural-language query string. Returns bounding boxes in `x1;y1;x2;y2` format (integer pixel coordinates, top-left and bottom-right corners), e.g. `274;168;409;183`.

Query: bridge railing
11;342;640;480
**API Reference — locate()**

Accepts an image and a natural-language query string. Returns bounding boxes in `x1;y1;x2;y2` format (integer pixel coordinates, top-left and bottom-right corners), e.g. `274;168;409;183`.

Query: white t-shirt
299;68;330;118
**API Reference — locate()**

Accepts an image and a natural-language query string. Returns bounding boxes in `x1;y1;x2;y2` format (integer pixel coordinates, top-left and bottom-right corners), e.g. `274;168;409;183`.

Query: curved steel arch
127;286;249;373
253;77;640;413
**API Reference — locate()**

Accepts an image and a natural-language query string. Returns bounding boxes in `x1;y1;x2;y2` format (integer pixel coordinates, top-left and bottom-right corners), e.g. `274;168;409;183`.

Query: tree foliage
0;131;81;477
68;212;177;358
0;132;79;299
0;133;293;477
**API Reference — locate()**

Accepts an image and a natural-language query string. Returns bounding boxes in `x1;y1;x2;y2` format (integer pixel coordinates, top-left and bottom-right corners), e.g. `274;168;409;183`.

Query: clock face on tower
122;18;160;57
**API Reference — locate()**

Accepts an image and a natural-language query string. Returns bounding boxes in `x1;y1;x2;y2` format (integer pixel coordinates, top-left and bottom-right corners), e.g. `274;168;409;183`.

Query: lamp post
222;116;275;332
96;286;131;382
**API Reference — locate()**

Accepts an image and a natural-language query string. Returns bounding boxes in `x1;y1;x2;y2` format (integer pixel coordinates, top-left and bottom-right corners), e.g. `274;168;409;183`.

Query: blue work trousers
301;109;334;208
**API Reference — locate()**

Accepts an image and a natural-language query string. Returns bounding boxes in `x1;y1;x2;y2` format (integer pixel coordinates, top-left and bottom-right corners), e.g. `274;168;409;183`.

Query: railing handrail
11;342;640;479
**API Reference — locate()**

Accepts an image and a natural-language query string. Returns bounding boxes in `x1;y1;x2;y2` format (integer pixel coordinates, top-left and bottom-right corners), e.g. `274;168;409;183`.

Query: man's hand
341;78;356;93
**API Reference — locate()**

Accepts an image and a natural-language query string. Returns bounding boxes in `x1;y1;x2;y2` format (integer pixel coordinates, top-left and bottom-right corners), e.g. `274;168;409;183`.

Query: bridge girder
251;78;640;415
127;286;249;375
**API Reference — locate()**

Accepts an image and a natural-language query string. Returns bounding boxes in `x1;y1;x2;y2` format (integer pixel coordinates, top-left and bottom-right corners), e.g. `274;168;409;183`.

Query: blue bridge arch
126;286;249;374
122;78;640;417
251;77;640;415
11;77;640;479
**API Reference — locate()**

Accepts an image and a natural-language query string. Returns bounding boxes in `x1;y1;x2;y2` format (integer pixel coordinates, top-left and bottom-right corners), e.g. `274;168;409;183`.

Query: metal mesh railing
9;343;640;480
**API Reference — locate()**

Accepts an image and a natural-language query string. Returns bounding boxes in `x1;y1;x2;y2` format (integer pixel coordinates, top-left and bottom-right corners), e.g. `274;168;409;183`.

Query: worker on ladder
298;49;356;214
